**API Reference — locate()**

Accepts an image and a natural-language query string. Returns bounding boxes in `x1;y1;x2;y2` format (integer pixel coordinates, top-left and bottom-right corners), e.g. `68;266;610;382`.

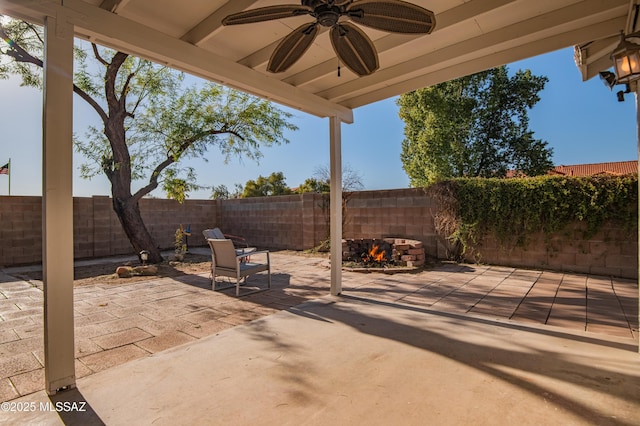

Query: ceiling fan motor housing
314;4;342;27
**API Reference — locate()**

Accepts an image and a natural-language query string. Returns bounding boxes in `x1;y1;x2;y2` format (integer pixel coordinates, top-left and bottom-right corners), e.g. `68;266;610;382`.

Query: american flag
0;163;8;175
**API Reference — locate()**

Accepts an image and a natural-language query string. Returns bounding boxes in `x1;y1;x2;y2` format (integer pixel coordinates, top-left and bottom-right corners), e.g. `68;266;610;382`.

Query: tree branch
0;26;42;67
1;26;109;124
91;43;108;66
74;85;109;123
104;52;129;111
132;156;173;202
24;22;44;45
131;128;240;202
120;72;135;112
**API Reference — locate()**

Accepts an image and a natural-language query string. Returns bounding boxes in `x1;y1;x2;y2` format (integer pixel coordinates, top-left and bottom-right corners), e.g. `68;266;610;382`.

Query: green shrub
429;174;638;258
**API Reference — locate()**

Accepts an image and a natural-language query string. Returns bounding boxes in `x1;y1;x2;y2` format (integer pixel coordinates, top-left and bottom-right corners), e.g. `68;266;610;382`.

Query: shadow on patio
0;251;638;424
10;294;639;425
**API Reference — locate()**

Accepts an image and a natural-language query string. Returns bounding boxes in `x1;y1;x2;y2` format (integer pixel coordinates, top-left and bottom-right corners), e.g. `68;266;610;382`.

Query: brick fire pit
342;238;425;272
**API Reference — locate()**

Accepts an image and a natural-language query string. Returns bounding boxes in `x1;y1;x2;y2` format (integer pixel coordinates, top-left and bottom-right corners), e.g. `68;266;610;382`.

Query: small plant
174;227;187;258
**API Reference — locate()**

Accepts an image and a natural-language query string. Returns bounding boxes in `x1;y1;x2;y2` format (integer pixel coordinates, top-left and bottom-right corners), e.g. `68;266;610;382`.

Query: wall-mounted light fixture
611;31;640;85
600;32;640;103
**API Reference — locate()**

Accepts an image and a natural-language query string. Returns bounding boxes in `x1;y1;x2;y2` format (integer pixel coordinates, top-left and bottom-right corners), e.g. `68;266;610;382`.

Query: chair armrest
224;233;248;247
235;249;269;261
235;247;257;256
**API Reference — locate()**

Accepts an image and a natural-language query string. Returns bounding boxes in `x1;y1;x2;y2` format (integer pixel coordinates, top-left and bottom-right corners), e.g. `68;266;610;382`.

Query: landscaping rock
133;265;158;276
115;266;134;278
116;265;158;278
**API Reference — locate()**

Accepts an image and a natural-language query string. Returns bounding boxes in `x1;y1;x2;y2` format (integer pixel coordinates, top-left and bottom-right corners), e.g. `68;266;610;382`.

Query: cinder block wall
466;223;638;279
343;188;442;258
1;191;637;278
0;196;218;266
0;196;42;266
74;196;131;259
139;198;218;250
219;193;327;250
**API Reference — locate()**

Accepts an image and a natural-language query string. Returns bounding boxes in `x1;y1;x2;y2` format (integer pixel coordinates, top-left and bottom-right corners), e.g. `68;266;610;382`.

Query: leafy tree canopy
296;177;331;194
398;66;553;187
242;172;293;197
210;183;243;200
0;17;297;262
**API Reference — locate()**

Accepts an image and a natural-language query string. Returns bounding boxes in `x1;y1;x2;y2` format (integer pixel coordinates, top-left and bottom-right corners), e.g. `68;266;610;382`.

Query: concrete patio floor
0;250;638;424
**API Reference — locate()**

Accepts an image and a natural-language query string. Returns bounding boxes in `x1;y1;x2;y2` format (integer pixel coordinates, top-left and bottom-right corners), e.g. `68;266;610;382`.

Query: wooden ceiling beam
180;0;260;46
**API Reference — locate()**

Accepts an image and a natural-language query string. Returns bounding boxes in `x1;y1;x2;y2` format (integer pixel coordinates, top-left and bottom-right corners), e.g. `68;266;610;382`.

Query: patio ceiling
1;0;632;124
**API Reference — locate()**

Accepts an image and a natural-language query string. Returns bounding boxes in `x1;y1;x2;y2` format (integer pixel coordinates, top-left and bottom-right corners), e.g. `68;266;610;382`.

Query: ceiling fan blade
268;23;319;73
222;5;313;26
347;0;436;34
330;23;379;76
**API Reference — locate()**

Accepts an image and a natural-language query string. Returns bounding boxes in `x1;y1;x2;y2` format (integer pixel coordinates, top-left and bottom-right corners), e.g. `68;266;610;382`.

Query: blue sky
0;47;637;198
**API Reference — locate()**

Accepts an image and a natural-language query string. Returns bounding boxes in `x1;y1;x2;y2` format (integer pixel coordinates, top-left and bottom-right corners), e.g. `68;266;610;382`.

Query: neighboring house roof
550;161;638;176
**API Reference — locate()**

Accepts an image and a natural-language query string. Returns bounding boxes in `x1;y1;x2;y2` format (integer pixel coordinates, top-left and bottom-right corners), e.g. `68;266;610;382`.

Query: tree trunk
97;52;163;264
112;196;164;264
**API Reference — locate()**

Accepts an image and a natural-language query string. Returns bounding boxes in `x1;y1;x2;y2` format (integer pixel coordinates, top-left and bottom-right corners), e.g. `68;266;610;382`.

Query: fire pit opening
342;238;425;272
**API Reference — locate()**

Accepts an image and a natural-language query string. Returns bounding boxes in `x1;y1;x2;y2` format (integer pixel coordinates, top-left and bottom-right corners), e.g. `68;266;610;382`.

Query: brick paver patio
0;251;637;402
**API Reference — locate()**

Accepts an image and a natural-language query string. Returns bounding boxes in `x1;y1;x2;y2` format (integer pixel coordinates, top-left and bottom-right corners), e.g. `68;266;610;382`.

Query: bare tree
312;163;364;192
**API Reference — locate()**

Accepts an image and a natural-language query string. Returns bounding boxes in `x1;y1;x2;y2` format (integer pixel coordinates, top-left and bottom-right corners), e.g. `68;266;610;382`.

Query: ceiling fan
222;0;436;77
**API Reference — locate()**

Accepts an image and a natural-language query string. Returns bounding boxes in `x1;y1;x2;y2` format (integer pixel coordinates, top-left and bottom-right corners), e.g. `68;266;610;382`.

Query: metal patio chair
202;228;256;258
206;238;271;296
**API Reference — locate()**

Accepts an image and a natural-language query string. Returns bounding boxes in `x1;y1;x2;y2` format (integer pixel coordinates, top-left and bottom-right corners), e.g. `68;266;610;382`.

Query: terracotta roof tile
550;161;637;177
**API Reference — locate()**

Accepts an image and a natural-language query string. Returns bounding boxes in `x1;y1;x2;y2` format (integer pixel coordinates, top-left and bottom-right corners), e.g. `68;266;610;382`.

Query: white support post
636;83;640;354
329;116;343;296
42;14;76;394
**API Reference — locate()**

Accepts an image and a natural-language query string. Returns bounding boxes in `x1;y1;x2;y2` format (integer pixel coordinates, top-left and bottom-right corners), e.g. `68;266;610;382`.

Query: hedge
428;174;638;258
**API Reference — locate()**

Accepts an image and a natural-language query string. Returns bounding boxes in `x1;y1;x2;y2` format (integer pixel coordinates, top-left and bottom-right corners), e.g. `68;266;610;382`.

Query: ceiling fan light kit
222;0;436;76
